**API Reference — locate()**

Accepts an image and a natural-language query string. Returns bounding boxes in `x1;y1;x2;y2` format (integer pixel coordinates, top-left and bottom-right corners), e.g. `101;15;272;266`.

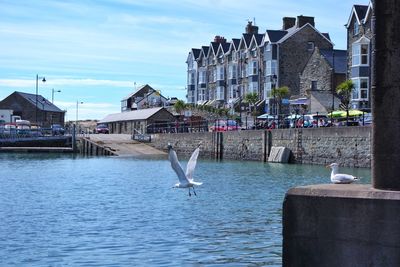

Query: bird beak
325;165;330;168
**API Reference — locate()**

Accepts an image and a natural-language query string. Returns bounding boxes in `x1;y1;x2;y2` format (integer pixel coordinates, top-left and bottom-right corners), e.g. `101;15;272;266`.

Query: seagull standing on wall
326;163;359;184
168;143;202;196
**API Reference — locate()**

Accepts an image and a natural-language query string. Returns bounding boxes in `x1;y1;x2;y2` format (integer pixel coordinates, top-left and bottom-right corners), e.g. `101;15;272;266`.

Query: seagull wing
186;147;200;181
168;147;189;184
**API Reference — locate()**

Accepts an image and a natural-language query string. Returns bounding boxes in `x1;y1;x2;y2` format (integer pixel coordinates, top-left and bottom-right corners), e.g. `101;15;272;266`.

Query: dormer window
353;21;359;36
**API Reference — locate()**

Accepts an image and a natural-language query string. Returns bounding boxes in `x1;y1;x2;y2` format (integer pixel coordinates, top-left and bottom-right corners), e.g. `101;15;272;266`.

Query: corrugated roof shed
99;107;165;123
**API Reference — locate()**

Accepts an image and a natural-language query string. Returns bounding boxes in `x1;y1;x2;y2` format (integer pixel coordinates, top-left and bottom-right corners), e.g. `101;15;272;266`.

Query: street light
76;100;83;132
52;88;61;104
35;74;46;125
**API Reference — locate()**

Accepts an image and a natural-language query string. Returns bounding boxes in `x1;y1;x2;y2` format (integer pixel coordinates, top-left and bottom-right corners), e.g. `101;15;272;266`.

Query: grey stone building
0;91;65;127
99;107;175;134
346;1;373;111
299;48;346;113
187;16;335;117
121;84;168;112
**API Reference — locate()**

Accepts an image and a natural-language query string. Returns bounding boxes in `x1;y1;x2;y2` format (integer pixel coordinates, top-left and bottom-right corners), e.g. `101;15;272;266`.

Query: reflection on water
0;153;371;266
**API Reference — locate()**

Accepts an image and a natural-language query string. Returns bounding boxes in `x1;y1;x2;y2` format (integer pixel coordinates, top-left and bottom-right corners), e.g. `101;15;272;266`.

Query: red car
210;119;239;132
95;124;109;134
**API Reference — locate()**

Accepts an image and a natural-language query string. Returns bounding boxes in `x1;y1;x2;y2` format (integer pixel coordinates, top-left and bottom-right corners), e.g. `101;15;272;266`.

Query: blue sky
0;0;359;120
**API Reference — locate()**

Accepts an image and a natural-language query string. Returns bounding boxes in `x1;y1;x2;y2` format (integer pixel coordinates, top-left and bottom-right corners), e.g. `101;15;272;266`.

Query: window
188;71;195;85
311;81;317;91
352;42;369;66
251;48;257;57
249;61;258;75
307;42;314;51
229;85;238;98
216;86;224;100
228;64;237;79
264;82;272;99
353;21;359;36
198;89;206;101
217;66;224;80
266;60;277;76
198;69;206;84
352;78;369;100
248;82;258;94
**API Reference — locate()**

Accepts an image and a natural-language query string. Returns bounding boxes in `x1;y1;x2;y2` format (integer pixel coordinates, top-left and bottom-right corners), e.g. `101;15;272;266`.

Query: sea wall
151;126;371;168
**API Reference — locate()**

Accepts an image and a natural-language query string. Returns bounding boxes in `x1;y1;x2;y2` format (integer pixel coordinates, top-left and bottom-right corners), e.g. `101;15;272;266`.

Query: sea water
0;153;371;266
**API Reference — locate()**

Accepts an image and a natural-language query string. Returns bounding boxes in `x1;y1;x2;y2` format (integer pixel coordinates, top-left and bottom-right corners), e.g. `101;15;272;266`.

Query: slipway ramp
84;134;166;157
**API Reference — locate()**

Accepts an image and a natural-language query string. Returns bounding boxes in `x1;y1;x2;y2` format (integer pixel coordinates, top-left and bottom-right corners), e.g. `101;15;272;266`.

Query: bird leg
192;186;197;196
188;188;191;197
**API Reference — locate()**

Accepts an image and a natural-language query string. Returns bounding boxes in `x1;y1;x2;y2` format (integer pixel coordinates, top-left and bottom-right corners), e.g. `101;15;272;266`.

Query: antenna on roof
253;17;256;25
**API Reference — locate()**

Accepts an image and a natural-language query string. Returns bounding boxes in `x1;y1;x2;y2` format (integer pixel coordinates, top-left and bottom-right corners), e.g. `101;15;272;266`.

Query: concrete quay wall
150;126;371;168
283;185;400;266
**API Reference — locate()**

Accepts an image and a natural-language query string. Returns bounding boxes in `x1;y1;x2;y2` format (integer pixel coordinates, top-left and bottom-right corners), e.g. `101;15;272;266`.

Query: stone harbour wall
150;126;371;168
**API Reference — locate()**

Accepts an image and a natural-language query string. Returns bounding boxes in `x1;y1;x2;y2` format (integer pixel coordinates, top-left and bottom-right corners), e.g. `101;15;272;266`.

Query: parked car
95;124;109;134
51;124;65;136
210;119;239;132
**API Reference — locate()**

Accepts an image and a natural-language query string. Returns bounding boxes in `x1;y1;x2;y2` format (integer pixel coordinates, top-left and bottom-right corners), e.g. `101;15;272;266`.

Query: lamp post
331;50;335;122
76;100;83;132
35;74;46;125
52;88;61;104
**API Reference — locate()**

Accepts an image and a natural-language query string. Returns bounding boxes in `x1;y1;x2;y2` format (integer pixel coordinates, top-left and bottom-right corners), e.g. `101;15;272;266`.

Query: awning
289;98;310;105
206;100;216;106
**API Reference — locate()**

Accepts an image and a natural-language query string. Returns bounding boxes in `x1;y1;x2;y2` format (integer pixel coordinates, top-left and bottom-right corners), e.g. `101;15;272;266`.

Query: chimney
282;17;296;30
296;15;315;28
245;21;259;34
214;35;227;43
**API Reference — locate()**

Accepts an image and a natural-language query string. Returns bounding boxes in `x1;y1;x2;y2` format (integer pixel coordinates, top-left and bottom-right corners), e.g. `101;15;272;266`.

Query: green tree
336;79;354;125
244;92;259;125
271;86;290;118
174;99;186;115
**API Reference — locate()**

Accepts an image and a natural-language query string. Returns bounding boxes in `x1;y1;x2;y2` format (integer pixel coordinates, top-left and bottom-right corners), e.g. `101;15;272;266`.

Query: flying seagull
326;163;359;184
168;143;202;196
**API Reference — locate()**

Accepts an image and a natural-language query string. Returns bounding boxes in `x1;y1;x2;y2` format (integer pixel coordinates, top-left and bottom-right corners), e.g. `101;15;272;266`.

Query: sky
0;0;361;120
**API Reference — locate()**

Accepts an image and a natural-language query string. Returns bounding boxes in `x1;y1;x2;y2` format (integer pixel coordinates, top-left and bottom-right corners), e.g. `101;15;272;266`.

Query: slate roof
242;33;253;47
210;42;220;54
201;46;209;57
99;107;166;123
220;42;231;53
122;84;154;101
231;38;240;49
354;5;368;21
266;30;288;43
191;48;201;59
321;33;331;41
253;34;264;46
320;49;347;74
16;92;63;112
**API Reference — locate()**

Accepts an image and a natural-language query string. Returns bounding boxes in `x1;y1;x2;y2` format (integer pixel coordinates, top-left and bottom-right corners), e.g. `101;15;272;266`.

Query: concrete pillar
372;0;400;190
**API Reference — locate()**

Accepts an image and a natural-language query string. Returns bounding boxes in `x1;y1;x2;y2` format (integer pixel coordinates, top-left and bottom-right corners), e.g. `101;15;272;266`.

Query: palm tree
336;80;354;125
174;99;186;115
244;92;259;125
271;86;290;123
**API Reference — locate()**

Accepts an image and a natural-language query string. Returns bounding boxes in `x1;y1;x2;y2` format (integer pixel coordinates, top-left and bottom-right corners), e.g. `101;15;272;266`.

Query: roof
265;30;288;43
16;92;63;112
354;5;369;21
220;42;230;53
191;48;201;59
346;4;370;27
122;84;155;101
253;34;264;46
320;49;347;74
231;38;240;49
99;107;168;123
242;33;253;47
277;23;333;45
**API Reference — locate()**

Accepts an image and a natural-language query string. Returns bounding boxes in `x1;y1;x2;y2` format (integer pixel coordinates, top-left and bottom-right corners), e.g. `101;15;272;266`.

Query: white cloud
0;78;134;88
